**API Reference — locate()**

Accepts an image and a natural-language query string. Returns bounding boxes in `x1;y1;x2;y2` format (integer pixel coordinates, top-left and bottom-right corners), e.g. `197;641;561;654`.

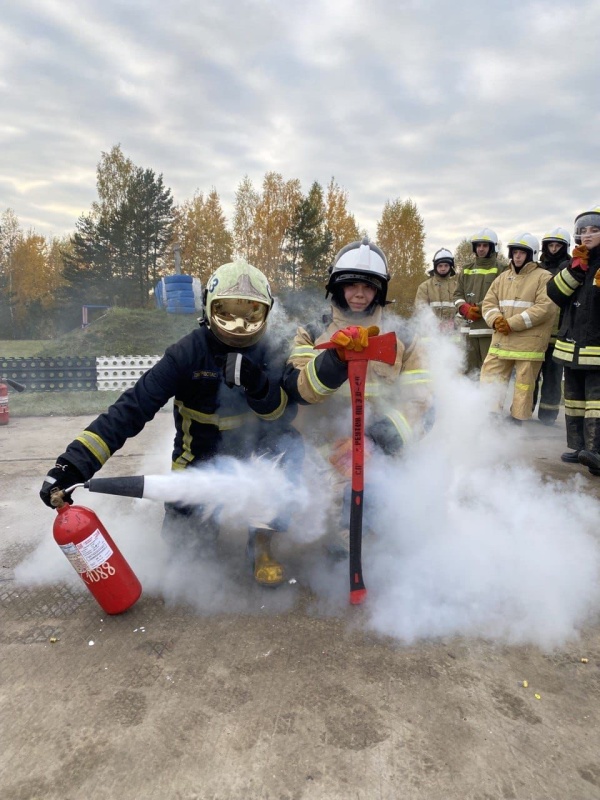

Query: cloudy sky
2;0;599;261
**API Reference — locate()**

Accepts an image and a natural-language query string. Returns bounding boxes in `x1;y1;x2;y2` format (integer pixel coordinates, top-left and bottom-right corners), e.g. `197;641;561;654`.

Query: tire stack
155;275;203;314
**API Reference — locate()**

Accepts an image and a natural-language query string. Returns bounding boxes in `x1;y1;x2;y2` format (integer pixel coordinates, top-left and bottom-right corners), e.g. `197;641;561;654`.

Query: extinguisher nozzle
85;476;145;498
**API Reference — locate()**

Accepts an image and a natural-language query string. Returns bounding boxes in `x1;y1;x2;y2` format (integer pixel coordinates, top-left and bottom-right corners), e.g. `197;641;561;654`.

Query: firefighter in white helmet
40;260;300;587
454;228;507;375
480;233;556;423
283;237;432;556
415;248;459;333
532;228;571;424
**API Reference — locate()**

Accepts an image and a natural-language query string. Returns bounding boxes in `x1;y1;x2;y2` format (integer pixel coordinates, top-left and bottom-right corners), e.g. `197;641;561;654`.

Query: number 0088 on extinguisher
51;488;142;615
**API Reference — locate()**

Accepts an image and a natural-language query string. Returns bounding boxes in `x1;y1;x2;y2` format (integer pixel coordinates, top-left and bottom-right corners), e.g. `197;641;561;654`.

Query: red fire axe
315;331;397;604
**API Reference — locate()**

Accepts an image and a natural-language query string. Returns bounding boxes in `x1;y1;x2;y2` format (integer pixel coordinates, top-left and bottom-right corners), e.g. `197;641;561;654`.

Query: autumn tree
324;178;360;255
454;239;473;273
4;232;68;336
172;189;233;282
93;144;136;219
0;209;21;331
376;198;427;317
232;176;260;263
249;172;302;290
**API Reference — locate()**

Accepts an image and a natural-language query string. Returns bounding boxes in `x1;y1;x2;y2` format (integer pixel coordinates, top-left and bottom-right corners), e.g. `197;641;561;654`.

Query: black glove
367;418;403;456
40;457;85;508
223;353;269;399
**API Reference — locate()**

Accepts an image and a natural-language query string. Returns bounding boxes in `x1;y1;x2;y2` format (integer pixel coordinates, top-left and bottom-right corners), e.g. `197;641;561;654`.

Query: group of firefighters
39;204;600;588
415;207;600;480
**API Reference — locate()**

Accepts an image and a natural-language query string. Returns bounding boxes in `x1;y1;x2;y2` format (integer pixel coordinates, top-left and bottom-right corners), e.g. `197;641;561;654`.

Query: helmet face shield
574;212;600;246
204;260;273;347
210;298;269;347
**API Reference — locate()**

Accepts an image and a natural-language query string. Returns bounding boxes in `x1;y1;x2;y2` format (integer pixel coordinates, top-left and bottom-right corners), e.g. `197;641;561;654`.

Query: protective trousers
563;367;600;453
480;356;542;420
465;335;492;377
532;344;563;423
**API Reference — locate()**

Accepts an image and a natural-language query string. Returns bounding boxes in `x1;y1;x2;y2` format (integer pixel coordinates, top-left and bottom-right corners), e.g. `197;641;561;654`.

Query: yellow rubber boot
248;529;285;588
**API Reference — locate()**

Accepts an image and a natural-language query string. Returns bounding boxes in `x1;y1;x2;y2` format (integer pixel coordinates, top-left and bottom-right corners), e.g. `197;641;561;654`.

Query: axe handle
348;359;367;605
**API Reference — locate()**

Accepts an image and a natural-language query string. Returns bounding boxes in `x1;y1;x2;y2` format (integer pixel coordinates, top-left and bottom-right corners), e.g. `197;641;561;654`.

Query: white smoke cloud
305;312;600;648
15;305;600;648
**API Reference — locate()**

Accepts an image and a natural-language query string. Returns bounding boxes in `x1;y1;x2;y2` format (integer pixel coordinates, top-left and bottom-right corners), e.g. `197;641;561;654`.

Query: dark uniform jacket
61;325;294;479
540;252;568;344
546;247;600;370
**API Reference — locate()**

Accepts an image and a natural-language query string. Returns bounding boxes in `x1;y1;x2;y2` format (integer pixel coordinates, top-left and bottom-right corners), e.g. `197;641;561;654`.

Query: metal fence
0;356;161;392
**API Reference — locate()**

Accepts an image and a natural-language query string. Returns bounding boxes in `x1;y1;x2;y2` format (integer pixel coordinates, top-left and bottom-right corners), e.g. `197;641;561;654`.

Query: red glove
572;244;589;271
459;303;482;321
494;317;511;335
330;325;379;358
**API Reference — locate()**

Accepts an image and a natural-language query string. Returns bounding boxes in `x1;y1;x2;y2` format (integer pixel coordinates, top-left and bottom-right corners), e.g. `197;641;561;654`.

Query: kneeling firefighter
40;260;300;586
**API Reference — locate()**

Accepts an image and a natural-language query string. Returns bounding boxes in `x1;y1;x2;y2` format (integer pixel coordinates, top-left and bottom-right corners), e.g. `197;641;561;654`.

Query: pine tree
65;149;175;307
282;182;332;290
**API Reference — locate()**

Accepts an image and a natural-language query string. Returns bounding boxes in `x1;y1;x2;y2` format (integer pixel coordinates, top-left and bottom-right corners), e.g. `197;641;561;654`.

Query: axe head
315;331;397;365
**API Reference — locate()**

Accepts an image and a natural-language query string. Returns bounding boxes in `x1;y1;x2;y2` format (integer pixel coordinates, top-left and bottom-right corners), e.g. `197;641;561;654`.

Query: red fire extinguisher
0;382;8;426
52;489;142;615
0;377;26;426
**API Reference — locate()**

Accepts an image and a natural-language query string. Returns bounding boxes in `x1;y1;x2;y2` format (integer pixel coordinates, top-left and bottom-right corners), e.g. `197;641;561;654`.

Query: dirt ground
1;413;600;800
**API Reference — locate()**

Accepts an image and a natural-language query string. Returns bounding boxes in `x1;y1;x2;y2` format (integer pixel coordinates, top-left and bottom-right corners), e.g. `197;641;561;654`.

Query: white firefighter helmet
470;228;498;255
574;205;600;245
326;236;390;311
507;232;539;263
541;227;571;248
204;260;273;348
432;248;455;269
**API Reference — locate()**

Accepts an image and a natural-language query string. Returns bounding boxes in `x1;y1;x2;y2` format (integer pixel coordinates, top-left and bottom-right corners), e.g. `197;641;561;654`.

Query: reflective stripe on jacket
481;262;555;361
547;251;600;370
415;274;458;323
62;326;293;478
453;255;507;335
283;305;432;446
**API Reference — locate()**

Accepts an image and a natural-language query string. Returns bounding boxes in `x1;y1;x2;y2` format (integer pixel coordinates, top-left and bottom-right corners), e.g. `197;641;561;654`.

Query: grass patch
9;390;174;417
0;340;46;357
35;308;199;357
1;308;199;359
9;391;121;417
8;390;124;417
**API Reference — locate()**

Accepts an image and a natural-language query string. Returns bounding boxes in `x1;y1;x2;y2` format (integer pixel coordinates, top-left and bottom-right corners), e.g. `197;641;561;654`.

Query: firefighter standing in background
283;237;431;556
40;260;299;587
454;228;506;376
532;227;571;425
414;248;459;333
480;233;555;423
547;206;600;476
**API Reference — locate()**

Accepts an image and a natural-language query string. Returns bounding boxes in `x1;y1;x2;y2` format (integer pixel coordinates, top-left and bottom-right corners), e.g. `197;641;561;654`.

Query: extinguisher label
59;529;114;573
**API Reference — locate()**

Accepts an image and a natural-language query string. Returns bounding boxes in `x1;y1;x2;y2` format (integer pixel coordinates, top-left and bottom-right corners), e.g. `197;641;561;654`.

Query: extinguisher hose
2;378;26;392
84;476;145;498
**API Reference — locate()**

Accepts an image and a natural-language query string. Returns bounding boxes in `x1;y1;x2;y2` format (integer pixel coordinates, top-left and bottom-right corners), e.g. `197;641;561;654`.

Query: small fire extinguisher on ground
0;377;25;426
51;487;142;615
